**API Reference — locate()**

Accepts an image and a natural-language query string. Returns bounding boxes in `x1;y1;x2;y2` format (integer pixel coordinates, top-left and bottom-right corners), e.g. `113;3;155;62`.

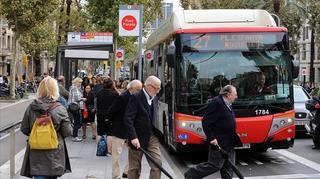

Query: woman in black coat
95;78;119;155
82;84;97;140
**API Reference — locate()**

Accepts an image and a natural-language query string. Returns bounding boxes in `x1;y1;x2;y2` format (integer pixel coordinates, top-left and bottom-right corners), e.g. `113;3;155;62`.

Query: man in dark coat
57;75;69;100
184;85;242;179
124;75;162;179
109;80;143;179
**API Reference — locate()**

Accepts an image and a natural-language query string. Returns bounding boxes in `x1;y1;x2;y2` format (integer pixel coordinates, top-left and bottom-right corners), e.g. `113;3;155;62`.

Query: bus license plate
235;143;250;149
296;120;308;126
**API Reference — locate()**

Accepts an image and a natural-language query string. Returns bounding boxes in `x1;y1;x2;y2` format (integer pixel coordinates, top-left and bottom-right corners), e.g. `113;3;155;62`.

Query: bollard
9;127;15;179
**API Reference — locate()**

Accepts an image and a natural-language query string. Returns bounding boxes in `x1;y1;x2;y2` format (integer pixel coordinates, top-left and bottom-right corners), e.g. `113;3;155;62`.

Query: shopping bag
83;103;88;119
96;135;107;156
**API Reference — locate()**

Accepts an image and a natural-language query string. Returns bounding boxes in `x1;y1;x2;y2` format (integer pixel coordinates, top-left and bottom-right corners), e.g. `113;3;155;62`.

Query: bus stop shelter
55;43;114;88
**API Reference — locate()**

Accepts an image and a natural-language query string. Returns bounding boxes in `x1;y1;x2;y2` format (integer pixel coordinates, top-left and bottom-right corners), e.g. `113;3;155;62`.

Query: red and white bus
144;9;298;152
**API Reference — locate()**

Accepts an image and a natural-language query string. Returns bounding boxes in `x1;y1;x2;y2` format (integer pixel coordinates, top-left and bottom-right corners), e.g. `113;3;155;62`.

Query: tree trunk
309;28;315;83
58;0;65;44
9;33;18;99
273;0;281;14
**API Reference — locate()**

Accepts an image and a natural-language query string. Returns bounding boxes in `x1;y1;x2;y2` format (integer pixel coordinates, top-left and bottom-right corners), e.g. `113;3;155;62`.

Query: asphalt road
0;96;34;166
167;134;320;178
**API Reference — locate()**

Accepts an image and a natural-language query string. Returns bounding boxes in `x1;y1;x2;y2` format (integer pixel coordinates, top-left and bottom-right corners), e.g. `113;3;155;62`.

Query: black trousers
314;124;320;146
184;146;235;179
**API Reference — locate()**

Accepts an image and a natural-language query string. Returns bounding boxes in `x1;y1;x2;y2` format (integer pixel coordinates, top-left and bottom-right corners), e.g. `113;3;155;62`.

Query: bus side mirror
291;55;299;79
167;42;175;68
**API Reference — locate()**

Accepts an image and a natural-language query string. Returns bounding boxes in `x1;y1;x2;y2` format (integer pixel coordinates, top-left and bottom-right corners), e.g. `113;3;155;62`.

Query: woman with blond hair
20;76;72;179
68;77;87;142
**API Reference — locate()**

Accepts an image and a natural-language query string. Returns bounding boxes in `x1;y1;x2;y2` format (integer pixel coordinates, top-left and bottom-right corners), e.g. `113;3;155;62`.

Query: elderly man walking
124;76;162;179
109;80;143;179
184;85;242;179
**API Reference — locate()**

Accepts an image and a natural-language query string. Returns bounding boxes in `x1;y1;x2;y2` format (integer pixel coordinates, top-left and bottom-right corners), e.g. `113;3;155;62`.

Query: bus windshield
176;33;293;115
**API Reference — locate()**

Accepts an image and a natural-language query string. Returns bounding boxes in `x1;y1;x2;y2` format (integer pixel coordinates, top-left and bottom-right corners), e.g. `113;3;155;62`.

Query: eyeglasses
149;84;161;91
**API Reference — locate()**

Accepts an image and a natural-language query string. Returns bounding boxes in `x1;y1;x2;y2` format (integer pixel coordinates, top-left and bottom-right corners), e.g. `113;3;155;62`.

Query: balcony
0;48;13;57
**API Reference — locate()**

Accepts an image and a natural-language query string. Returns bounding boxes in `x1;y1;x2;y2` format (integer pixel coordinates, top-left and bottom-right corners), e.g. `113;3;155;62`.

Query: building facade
296;24;320;84
0;18;13;76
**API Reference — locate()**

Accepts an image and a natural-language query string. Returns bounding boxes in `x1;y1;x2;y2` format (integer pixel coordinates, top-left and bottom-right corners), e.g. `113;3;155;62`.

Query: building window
303;27;306;40
302;44;306;60
317;46;320;61
296;50;300;61
305;26;309;40
7;36;10;50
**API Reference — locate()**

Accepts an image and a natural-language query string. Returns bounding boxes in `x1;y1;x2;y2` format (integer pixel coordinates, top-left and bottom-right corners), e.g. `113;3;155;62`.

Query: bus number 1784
255;109;269;115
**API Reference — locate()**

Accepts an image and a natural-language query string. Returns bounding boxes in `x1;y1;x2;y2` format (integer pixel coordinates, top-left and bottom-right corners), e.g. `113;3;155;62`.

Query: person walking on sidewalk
20;76;73;179
124;76;162;179
69;77;87;142
95;78;119;155
184;85;242;179
109;80;143;179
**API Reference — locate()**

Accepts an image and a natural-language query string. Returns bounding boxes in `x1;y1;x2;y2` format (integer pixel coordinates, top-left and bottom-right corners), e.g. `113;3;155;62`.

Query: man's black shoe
122;173;128;178
312;145;319;149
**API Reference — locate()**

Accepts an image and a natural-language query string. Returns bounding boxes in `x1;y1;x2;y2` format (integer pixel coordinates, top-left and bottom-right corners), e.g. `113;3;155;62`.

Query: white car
293;85;313;133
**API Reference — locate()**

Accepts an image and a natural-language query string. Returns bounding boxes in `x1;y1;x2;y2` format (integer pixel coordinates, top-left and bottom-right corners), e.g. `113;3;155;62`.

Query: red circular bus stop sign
116;51;123;58
122;15;137;31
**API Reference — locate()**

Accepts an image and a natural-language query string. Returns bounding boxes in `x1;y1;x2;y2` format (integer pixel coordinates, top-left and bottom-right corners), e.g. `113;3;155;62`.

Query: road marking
278;156;295;164
238;160;248;166
275;149;320;172
251;159;263;165
240;173;320;179
0;148;25;176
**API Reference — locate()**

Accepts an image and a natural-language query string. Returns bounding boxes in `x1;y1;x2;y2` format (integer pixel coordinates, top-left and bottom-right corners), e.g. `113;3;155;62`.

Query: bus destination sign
182;32;285;51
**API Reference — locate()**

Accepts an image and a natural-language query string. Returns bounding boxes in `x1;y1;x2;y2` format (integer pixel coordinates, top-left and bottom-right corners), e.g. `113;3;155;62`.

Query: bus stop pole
137;5;143;81
56;48;61;76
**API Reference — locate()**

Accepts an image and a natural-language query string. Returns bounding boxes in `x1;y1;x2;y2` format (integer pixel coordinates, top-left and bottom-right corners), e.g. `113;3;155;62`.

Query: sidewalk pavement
0;93;36;109
0;125;180;179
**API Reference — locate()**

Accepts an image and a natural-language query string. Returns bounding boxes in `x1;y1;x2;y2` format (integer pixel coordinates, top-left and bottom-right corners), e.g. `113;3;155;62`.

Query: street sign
144;50;154;61
119;5;142;36
116;49;124;61
67;32;113;45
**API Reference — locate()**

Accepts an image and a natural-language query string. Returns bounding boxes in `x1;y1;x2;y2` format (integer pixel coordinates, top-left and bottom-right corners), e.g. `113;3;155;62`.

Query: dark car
294;85;313;133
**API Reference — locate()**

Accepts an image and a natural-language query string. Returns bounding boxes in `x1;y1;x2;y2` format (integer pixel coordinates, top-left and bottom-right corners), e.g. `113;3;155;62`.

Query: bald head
127;80;143;94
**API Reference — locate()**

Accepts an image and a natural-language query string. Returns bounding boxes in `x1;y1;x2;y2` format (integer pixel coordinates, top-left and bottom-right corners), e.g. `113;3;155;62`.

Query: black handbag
68;103;80;113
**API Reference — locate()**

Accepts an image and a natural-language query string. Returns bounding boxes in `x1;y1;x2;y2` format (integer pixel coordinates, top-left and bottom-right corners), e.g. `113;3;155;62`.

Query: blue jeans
34;176;57;179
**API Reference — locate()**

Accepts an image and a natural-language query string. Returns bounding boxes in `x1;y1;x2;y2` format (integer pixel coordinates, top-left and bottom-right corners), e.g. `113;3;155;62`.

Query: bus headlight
177;120;205;137
181;122;187;127
268;117;295;136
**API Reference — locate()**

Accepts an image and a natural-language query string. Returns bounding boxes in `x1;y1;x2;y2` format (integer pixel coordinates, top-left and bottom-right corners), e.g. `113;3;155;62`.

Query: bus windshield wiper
192;104;208;115
254;103;286;112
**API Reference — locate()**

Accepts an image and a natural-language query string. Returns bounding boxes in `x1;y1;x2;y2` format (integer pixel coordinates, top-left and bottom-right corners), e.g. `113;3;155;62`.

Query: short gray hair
219;85;235;96
127;80;142;90
144;75;161;86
